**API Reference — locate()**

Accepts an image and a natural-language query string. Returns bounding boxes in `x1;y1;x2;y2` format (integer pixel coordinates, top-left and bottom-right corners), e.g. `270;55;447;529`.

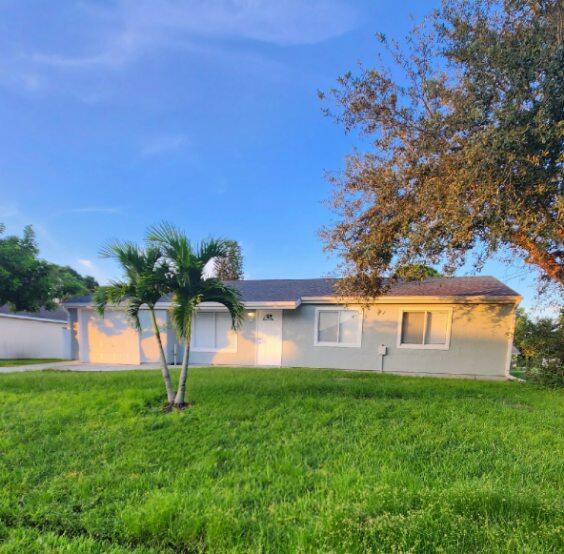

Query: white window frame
190;310;238;353
396;307;452;350
313;307;363;348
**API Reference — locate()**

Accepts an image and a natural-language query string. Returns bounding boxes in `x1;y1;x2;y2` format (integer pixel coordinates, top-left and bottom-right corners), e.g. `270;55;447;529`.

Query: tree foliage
320;0;563;296
395;264;442;280
514;307;563;363
214;240;244;280
49;265;98;301
0;223;97;311
513;307;563;386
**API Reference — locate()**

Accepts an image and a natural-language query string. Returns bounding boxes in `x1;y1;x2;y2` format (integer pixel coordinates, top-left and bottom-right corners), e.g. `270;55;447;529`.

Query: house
63;276;520;379
0;305;70;359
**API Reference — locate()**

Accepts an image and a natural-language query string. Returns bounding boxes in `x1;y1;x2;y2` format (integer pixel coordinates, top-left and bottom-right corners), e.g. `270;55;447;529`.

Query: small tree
147;223;245;408
94;242;175;406
514;308;563;365
320;0;563;296
214;240;244;280
0;224;52;311
514;308;563;387
395;264;441;280
0;223;97;311
48;264;98;301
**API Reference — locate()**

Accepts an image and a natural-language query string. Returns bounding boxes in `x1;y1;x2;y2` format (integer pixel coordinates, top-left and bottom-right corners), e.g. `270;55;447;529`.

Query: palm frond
200;279;245;330
125;297;144;331
145;223;245;338
93;282;132;315
93;286;110;316
146;222;202;292
146;222;194;266
100;240;140;266
144;245;164;269
196;239;229;267
170;294;197;339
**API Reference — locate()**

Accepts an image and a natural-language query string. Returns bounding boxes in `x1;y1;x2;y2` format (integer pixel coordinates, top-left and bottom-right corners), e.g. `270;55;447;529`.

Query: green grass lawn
510;368;527;380
0;358;64;367
0;368;562;553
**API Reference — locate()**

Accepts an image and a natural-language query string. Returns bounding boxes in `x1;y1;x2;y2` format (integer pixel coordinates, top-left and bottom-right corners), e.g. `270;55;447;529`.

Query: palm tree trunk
149;308;175;406
174;319;192;408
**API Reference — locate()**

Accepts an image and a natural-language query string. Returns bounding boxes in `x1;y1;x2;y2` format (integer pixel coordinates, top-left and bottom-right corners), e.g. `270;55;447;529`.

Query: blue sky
0;0;551;315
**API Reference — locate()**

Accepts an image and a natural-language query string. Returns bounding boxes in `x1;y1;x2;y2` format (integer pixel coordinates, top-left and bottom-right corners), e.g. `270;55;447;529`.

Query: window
398;309;451;349
191;311;237;352
314;308;362;347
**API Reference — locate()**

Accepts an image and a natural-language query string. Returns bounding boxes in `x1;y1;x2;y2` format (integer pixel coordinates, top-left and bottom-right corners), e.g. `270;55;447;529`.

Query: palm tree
93;241;176;406
147;222;245;408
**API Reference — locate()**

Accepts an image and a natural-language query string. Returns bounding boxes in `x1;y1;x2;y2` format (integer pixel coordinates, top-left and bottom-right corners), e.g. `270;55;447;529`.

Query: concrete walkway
0;361;162;374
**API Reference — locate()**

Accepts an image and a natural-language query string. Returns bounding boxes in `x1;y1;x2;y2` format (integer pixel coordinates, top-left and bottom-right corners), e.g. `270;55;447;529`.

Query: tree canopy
0;223;98;311
320;0;563;296
395;264;442;280
514;307;563;365
214;240;244;280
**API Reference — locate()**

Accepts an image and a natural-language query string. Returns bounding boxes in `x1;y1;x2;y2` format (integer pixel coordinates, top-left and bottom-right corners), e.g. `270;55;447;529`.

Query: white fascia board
64;295;522;309
63;303;132;310
240;300;301;309
64;300;301;310
301;295;522;305
156;301;300;310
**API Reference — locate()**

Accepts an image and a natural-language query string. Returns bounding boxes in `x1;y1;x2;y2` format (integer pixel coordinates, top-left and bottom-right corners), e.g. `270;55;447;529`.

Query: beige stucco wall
79;308;140;364
139;310;168;364
72;302;516;379
77;308;170;364
281;302;515;378
168;310;258;366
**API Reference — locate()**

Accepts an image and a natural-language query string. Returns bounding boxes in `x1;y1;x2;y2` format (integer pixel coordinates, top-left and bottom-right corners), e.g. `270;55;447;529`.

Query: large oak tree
321;0;563;296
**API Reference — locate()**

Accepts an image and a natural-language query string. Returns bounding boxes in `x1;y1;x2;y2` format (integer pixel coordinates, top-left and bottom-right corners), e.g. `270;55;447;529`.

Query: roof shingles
64;276;519;305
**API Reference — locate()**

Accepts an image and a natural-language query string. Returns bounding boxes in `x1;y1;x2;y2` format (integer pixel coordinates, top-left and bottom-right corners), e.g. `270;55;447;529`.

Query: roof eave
301;295;522;305
63;299;303;310
63;295;521;309
0;313;68;324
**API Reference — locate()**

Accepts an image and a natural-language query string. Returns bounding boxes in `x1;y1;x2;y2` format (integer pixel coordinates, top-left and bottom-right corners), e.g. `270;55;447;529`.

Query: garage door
82;309;140;364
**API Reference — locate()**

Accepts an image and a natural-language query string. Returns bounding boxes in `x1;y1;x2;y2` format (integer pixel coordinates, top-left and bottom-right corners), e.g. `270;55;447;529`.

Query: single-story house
0;305;70;359
63;276;521;380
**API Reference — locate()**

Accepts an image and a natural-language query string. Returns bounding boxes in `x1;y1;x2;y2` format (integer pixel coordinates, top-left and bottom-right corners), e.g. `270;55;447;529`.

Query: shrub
525;360;564;388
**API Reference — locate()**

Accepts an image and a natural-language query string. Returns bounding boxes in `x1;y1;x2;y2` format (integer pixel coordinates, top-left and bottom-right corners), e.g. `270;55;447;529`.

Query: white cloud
141;134;187;157
21;1;358;71
76;258;113;284
29;27;146;70
61;207;122;215
121;0;358;47
0;0;358;101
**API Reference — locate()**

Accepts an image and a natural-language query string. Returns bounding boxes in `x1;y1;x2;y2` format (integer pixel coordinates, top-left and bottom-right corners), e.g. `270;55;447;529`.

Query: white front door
256;310;283;366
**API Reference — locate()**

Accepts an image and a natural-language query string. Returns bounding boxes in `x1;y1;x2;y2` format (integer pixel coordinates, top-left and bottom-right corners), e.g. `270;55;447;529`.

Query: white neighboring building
0;306;70;359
